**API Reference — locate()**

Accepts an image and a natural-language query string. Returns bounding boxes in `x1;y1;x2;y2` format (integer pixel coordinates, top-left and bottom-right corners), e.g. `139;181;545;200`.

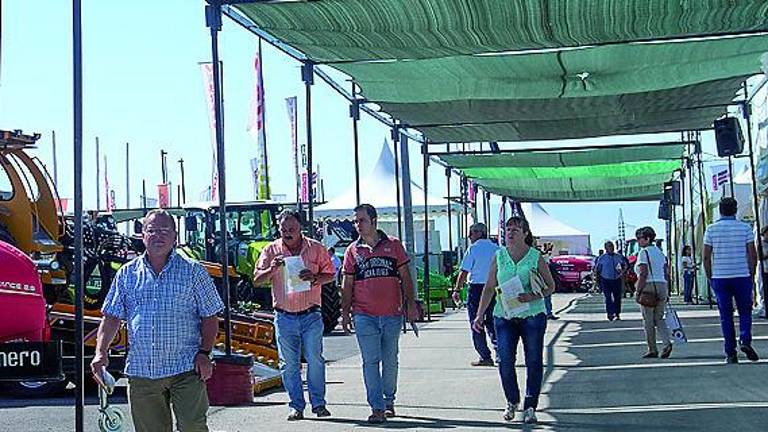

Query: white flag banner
200;63;219;201
247;46;269;200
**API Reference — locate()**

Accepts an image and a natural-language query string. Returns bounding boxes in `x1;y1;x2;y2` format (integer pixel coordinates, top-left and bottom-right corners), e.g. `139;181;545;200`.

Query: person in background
538;243;560;320
341;204;419;424
703;197;760;364
328;246;342;279
473;216;556;424
452;223;499;366
755;226;768;319
635;226;673;359
594;241;627;321
253;209;336;421
681;245;695;304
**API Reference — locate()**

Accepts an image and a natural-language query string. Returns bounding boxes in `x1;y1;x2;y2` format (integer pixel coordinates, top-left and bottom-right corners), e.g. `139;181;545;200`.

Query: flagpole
96;137;101;210
258;38;271;199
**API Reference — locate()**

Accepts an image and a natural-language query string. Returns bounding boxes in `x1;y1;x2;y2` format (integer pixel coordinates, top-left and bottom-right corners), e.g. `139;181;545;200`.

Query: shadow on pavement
544;295;768;431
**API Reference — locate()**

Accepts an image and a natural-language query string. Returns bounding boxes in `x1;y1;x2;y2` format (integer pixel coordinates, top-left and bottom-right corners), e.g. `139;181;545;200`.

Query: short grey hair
144;208;177;231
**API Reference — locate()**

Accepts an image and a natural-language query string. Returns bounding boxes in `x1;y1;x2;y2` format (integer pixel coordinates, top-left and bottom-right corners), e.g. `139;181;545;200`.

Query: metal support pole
399;133;418;301
205;1;232;354
125;143;130;208
178;158;187;204
96;137;101;210
302;61;315;235
422;141;431;321
742;91;767;318
686;146;699;303
51;131;58;186
392;127;403;239
695;134;713;308
72;0;85;429
446;167;453;254
350;83;361;206
672;203;679;295
728;156;735;197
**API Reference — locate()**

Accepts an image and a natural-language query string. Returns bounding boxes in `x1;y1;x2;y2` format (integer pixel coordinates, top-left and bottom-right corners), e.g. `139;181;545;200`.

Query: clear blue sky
3;1;748;250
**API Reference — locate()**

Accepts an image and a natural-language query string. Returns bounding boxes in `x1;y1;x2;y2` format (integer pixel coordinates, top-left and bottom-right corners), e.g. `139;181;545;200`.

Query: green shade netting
382;78;745;124
234;0;768;62
339;35;767;103
478;173;672;202
462;160;681;179
438;143;681;201
438;143;683;168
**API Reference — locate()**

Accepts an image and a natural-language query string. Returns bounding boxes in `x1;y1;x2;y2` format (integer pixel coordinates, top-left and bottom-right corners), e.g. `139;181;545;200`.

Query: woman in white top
634;226;672;359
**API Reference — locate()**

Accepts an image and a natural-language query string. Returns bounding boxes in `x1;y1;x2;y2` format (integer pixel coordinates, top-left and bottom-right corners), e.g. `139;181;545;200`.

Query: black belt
275;306;320;316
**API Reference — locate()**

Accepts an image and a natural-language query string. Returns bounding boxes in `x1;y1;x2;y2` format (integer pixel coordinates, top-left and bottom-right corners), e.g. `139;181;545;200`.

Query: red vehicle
550;254;596;292
1;241;64;394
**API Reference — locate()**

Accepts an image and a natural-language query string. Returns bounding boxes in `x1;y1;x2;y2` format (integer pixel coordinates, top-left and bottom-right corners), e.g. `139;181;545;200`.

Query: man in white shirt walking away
703;197;760;364
452;223;500;366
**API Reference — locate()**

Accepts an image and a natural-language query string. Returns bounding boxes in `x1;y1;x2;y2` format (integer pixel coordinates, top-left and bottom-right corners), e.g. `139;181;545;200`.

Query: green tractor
180;202;341;334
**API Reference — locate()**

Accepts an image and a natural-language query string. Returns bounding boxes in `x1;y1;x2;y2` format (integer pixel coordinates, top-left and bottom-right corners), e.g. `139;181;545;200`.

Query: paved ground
3;293;767;431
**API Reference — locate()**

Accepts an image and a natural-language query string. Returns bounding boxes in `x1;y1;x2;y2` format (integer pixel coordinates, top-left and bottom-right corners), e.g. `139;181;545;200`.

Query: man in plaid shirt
91;209;223;432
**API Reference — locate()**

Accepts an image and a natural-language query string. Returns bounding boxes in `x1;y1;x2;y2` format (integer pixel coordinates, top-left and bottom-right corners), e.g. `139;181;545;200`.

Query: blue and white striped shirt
102;250;224;379
703;216;755;279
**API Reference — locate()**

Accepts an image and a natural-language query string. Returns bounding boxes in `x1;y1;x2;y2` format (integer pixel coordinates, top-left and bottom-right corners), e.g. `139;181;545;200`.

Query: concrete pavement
3;292;767;431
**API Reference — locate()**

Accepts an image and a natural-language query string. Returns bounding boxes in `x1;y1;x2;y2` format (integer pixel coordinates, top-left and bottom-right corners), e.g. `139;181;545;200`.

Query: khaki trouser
640;281;671;353
128;371;209;432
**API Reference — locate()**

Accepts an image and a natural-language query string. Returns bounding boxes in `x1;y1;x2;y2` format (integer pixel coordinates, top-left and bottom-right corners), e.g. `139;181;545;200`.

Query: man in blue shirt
452;223;499;366
91;209;224;432
594;241;626;321
704;197;760;364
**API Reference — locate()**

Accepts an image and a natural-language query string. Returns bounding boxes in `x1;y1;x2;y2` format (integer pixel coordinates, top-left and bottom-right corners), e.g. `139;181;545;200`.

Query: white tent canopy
316;140;458;219
520;203;592;255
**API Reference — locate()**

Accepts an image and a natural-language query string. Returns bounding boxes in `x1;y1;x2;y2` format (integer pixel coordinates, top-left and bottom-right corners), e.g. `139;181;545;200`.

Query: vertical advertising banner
200;63;219;201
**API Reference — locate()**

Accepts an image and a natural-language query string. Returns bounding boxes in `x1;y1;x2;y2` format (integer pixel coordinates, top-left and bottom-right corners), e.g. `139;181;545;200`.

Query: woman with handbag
473;216;556;424
634;226;673;358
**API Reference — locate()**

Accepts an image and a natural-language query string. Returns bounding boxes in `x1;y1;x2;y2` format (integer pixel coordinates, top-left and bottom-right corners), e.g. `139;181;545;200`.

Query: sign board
0;341;64;382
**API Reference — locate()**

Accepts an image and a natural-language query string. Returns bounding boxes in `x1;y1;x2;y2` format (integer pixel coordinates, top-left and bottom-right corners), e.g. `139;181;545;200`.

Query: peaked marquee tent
521;203;591;255
315;141;458;219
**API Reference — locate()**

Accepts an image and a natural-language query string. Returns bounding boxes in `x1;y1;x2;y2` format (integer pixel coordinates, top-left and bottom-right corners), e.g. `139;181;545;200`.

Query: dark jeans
600;278;623;319
711;277;753;356
495;313;547;410
683;272;694;303
466;283;496;361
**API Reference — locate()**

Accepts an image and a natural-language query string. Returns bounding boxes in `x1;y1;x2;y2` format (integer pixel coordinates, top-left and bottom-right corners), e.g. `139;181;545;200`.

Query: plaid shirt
102;250;223;379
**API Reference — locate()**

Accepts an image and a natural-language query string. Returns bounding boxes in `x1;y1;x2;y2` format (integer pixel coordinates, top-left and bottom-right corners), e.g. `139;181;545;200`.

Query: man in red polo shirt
254;209;336;421
341;203;419;424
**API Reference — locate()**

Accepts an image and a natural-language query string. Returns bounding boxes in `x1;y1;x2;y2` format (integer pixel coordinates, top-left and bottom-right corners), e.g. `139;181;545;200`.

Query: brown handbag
636;250;660;308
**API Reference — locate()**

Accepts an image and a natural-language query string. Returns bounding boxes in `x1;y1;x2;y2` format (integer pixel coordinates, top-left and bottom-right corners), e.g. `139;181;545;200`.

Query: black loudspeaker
658;200;671;221
663;180;681;205
714;117;744;157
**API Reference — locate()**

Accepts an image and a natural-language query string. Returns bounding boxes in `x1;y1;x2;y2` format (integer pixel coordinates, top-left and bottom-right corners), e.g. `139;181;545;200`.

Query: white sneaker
503;403;517;421
522;407;537;424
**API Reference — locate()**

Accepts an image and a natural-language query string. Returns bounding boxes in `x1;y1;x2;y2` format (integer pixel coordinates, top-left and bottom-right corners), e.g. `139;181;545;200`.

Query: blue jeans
495;313;547;410
353;313;402;411
683;272;694;303
544;295;554;316
275;310;326;412
600;278;623;319
466;284;496;360
711;277;754;356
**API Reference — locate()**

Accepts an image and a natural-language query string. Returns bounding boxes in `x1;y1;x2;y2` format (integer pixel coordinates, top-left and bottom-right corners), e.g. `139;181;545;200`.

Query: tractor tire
321;282;341;335
0;222;16;245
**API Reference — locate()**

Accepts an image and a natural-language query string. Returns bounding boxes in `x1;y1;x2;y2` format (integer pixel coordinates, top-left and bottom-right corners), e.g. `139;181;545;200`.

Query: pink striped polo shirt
256;236;334;312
